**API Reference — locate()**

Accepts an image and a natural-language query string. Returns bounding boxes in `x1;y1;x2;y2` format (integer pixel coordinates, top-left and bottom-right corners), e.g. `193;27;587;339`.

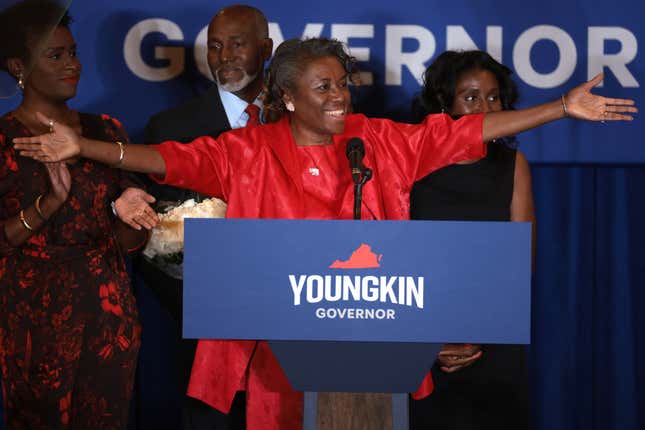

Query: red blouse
153;112;485;428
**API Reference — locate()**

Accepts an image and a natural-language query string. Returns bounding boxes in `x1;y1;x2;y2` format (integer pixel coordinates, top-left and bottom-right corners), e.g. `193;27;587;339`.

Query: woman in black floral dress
0;1;154;428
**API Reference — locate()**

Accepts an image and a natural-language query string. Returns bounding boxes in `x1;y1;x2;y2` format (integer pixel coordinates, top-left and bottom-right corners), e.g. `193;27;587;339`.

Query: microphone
346;138;365;183
346;138;371;220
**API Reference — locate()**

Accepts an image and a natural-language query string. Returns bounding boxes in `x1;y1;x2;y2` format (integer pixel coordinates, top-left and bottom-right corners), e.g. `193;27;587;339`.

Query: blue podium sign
183;219;531;345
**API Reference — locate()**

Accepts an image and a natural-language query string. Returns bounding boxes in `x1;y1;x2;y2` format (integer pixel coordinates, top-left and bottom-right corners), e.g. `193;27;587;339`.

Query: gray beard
215;67;257;93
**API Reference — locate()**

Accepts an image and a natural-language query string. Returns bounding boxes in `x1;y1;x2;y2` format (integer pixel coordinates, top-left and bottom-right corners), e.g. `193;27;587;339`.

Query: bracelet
561;94;569;117
34;194;46;220
19;209;34;231
114;141;125;167
110;200;119;217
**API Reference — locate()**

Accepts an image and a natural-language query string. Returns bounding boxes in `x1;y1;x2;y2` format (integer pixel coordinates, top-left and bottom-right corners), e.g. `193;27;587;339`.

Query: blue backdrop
0;0;642;162
0;1;643;429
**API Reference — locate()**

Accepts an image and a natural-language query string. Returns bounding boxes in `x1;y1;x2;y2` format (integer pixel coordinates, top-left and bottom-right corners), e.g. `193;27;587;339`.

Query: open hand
114;187;159;230
436;343;483;373
13;112;82;162
565;73;637;121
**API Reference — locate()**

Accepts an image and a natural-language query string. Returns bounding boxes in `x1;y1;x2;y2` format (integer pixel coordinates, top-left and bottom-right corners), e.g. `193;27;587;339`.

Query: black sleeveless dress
409;143;529;430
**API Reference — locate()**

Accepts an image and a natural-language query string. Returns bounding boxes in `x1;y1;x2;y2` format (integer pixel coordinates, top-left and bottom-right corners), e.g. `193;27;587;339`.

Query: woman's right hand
114;187;159;230
44;161;72;207
13;112;82;162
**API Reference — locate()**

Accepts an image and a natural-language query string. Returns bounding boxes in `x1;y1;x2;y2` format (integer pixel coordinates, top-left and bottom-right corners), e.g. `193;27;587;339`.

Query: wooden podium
314;393;395;429
269;340;441;429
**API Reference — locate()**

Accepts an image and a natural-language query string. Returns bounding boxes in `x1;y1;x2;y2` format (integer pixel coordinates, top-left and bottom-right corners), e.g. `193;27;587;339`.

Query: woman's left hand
114;187;159;230
436;343;483;373
44;161;72;206
565;73;637;121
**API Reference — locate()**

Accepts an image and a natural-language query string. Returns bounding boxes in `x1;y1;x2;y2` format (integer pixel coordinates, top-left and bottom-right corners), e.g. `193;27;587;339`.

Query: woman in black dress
409;50;535;429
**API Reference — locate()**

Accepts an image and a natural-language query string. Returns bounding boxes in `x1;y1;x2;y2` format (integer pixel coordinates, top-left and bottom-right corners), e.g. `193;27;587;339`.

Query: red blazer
154;112;485;428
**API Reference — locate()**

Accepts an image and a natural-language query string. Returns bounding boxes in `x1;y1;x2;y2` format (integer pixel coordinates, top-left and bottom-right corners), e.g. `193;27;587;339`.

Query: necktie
245;103;261;127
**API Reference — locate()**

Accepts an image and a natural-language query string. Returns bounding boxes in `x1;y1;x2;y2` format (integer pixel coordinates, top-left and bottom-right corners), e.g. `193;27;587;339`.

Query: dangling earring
285;101;295;112
17;73;24;90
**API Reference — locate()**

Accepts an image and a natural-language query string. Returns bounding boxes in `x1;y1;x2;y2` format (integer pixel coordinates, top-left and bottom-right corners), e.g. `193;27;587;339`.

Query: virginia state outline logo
288;243;424;320
329;243;382;269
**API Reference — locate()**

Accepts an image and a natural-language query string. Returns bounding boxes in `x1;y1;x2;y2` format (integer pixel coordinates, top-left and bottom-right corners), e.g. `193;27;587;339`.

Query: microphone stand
353;166;373;220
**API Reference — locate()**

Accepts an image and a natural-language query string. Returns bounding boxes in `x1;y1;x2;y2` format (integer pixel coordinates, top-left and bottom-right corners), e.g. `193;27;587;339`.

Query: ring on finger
48;119;55;133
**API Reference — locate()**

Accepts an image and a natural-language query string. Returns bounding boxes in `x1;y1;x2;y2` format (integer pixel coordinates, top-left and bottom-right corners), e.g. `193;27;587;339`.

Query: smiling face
206;7;271;102
283;56;351;146
450;68;502;115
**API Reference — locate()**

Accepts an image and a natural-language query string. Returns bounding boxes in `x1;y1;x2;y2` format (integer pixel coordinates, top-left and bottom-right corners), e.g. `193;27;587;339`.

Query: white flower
143;198;227;259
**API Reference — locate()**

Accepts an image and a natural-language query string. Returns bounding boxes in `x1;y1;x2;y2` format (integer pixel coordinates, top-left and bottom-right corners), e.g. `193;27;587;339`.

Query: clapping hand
44;161;72;207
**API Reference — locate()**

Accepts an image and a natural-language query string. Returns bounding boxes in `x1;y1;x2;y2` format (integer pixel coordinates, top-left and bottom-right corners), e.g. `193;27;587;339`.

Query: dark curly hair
0;0;72;74
262;37;358;123
412;50;519;122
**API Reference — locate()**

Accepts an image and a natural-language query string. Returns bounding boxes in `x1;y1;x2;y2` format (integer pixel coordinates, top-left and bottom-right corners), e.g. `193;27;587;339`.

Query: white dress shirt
217;85;263;129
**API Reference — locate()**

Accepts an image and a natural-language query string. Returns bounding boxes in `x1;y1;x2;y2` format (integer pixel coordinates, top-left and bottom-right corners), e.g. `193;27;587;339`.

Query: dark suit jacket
144;85;232;203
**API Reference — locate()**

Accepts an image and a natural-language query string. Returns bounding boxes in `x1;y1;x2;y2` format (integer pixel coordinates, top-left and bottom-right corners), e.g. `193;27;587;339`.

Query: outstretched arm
13;112;166;176
482;74;637;142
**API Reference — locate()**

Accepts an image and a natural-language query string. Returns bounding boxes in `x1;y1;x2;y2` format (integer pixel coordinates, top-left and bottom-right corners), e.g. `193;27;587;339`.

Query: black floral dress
0;112;141;429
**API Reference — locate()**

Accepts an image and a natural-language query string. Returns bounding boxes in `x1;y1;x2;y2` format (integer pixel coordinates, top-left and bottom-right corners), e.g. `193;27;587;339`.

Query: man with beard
137;5;272;429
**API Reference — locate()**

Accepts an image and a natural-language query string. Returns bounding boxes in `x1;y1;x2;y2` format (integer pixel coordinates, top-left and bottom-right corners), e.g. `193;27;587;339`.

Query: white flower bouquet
143;198;227;279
